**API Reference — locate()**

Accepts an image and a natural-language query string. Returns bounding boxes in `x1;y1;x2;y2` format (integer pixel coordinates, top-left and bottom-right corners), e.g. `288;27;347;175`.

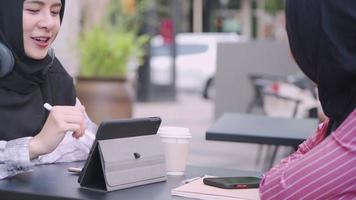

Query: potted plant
76;0;149;124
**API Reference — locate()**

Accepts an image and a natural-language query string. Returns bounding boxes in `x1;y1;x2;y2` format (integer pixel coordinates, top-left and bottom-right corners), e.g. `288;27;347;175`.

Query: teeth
33;37;49;42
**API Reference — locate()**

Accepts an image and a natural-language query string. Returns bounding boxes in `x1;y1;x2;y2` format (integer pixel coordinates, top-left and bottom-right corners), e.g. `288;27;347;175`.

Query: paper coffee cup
158;127;192;176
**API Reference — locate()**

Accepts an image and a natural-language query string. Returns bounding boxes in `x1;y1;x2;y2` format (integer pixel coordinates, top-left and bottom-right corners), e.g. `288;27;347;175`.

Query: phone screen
203;177;261;189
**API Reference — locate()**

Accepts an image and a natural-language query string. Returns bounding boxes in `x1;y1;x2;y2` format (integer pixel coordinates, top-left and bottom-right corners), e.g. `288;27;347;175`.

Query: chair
246;73;312;171
262;90;302;169
246;74;287;170
246;74;287;114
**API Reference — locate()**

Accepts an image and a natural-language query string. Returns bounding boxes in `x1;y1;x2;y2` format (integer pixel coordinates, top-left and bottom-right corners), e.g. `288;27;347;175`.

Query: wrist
29;137;45;159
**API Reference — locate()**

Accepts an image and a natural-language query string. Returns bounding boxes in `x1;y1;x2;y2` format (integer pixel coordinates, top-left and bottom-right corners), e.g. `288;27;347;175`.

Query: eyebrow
24;0;62;8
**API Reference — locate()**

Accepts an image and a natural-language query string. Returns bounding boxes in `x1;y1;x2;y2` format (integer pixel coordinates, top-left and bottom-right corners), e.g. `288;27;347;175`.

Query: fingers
68;116;85;139
63;118;85;138
66;123;81;133
51;106;85;116
64;115;84;124
49;106;86;135
63;122;85;139
72;129;84;139
79;117;86;136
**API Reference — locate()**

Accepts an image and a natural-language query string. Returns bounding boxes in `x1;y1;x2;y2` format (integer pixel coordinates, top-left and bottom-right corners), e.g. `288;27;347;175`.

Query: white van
150;33;244;95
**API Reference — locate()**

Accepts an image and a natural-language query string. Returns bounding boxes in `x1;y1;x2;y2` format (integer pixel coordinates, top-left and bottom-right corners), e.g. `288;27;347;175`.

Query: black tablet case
78;117;167;191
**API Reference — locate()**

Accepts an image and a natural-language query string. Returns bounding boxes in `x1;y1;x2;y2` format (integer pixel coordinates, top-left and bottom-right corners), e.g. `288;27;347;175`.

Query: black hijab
285;0;356;132
0;0;76;140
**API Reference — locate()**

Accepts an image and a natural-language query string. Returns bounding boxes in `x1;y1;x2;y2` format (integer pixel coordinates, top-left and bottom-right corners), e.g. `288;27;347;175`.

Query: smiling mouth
31;36;51;47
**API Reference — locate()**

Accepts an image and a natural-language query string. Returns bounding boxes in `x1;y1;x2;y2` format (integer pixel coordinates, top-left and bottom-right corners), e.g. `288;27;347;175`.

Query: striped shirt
260;108;356;200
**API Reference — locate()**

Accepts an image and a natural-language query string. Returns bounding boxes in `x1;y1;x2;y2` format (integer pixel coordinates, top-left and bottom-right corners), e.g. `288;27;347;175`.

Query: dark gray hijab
285;0;356;133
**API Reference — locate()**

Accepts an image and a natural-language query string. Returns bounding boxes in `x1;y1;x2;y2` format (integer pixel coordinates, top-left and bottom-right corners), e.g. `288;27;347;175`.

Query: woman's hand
29;105;86;159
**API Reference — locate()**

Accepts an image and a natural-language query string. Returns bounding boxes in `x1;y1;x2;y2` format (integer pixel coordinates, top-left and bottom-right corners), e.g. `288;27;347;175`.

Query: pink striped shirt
259;108;356;200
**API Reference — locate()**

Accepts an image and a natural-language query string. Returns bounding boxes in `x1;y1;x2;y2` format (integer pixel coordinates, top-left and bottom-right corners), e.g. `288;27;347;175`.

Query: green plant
79;26;148;78
78;0;150;78
265;0;284;15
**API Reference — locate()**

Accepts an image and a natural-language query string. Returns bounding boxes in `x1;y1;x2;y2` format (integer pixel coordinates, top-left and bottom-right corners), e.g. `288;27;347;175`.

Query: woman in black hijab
0;0;96;179
259;0;356;199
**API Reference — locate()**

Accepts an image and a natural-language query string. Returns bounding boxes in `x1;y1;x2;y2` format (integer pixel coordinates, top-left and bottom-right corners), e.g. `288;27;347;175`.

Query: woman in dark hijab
0;0;96;179
259;0;356;199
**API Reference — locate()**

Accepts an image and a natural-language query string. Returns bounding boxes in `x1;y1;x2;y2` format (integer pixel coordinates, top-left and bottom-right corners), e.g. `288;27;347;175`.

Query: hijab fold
286;0;356;130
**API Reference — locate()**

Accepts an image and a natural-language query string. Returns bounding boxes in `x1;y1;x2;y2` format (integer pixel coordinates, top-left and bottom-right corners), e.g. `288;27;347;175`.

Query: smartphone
203;176;261;189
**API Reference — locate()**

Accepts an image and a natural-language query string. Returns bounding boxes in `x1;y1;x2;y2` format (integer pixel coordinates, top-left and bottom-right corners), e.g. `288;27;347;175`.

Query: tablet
78;117;162;189
95;117;162;140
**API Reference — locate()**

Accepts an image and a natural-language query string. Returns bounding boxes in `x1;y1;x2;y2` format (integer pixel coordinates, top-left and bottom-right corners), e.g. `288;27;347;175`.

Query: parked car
150;33;244;97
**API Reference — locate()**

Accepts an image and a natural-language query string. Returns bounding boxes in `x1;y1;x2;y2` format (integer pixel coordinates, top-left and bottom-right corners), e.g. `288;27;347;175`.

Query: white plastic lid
158;126;192;138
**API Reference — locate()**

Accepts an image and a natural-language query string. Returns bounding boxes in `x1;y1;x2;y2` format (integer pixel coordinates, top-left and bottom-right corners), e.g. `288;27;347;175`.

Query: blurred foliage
154;0;170;18
108;0;149;33
78;0;149;78
228;0;241;9
79;26;148;78
265;0;284;14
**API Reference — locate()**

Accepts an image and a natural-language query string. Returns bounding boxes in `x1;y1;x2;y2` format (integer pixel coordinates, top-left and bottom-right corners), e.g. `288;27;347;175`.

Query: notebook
171;177;260;200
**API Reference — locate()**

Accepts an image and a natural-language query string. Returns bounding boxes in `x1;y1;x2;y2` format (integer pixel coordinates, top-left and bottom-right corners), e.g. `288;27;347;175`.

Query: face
23;0;62;59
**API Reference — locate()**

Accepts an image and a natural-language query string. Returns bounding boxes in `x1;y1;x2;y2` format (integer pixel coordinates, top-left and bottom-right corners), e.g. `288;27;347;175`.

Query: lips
31;36;51;48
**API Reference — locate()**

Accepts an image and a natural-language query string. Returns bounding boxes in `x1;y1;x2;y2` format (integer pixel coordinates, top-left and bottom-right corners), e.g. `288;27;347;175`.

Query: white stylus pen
43;103;95;140
43;103;53;111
